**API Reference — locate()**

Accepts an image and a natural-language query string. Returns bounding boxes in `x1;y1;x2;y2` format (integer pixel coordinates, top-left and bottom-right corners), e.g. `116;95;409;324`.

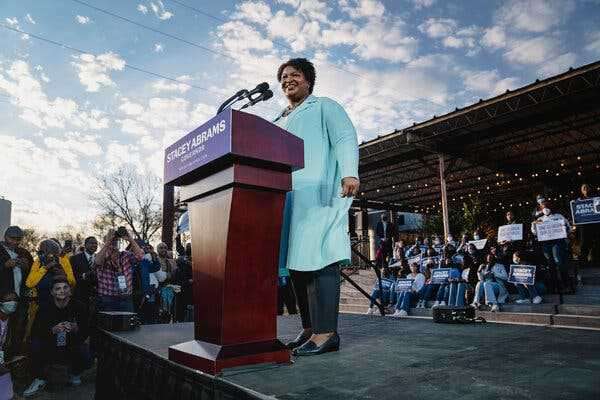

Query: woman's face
410;263;418;274
280;66;310;102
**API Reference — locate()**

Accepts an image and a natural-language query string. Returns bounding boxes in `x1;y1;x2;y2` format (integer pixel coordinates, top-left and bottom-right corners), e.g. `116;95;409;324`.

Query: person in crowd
574;184;599;269
0;226;33;359
365;270;395;315
26;239;76;306
23;277;90;397
156;243;178;319
94;228;143;312
498;210;526;265
388;240;406;278
415;264;435;308
433;255;465;307
531;201;573;292
174;241;193;322
456;233;470;253
69;237;98;307
446;234;457;249
532;194;546;219
511;251;543;304
391;262;425;317
405;237;423;257
472;254;508;312
134;241;161;324
375;213;396;266
0;292;17;400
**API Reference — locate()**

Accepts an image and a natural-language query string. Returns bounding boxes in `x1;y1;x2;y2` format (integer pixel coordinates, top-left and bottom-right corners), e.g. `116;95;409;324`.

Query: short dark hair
84;236;97;245
51;275;70;289
277;58;316;94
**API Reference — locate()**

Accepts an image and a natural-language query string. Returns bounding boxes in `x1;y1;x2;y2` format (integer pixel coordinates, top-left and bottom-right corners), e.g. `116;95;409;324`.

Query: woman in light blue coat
274;58;359;357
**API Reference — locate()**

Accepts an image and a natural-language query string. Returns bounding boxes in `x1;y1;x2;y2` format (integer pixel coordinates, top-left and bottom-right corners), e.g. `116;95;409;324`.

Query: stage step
552;314;600;329
557;304;600;316
476;311;553;325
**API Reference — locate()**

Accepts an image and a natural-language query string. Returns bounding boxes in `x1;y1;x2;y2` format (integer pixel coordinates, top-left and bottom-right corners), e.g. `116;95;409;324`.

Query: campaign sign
536;220;567;241
468;239;488;250
452;254;464;264
164;110;231;185
407;254;422;267
498;224;523;242
395;279;414;293
570;197;600;225
431;268;451;284
420;256;440;270
508;264;536;285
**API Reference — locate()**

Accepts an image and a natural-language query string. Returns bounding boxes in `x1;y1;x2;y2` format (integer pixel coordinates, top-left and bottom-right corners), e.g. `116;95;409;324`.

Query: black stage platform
96;314;600;400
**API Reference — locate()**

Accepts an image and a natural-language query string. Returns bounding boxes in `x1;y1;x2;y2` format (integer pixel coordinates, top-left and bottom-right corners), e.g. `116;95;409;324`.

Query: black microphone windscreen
262;89;273;101
255;82;269;92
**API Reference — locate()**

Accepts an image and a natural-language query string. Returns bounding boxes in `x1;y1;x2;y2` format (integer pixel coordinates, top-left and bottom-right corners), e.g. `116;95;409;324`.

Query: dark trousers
277;282;298;315
30;338;91;378
579;225;600;267
289;263;340;334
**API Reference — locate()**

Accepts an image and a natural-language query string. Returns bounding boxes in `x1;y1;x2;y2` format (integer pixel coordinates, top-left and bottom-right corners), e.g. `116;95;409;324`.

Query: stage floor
114;314;600;400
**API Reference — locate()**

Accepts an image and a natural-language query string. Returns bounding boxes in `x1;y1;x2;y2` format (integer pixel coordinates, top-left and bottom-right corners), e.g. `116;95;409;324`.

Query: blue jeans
369;288;391;307
483;281;504;305
474;282;485;303
447;282;467;306
542;240;567;271
515;284;540;300
418;284;436;302
96;295;134;312
435;284;447;302
395;291;414;312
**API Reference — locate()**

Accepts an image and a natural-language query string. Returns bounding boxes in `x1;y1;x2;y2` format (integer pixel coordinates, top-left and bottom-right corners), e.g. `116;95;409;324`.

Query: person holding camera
94;227;144;313
0;226;34;359
26;239;76;307
23;277;90;397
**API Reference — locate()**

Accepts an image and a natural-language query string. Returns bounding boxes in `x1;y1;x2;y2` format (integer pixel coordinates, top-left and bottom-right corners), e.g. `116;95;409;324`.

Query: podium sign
166;109;304;375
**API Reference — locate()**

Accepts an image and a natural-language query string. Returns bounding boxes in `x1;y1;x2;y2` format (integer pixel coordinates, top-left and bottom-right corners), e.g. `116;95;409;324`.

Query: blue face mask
0;301;17;314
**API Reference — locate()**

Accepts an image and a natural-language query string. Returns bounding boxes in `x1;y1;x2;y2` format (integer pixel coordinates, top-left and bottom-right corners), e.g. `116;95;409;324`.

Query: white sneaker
490;304;500;312
24;378;47;397
70;374;82;386
366;307;375;315
391;309;403;318
515;299;531;304
417;300;425;308
398;310;408;317
470;302;479;308
439;301;446;306
532;296;543;304
432;301;440;308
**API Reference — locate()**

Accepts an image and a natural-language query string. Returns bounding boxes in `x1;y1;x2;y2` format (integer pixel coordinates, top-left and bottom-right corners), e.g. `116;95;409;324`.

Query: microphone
241;82;269;100
217;88;249;115
240;89;273;110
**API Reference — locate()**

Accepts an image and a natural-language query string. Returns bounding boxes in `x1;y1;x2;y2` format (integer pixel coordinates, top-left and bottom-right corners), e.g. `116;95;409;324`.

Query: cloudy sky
1;0;599;233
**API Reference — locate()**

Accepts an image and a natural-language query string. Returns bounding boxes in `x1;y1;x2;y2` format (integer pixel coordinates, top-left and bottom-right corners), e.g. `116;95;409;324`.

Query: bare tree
92;165;163;242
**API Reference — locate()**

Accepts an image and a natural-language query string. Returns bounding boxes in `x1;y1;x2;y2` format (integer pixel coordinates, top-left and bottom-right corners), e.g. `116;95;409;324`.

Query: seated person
391;262;425;317
511;251;544;304
366;271;395;315
471;254;508;312
415;265;436;309
23;277;90;397
404;238;423;258
0;292;18;400
432;256;462;307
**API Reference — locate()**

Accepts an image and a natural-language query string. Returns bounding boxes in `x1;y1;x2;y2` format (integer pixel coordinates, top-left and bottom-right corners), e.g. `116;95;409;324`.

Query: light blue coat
274;95;359;274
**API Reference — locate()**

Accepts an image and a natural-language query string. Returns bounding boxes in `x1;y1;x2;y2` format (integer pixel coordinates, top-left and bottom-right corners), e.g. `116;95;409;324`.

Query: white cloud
352;18;417;62
418;18;457;38
0;60;109;130
218;20;274;54
154;43;164;53
538;52;576;77
150;1;173;20
118;99;145;116
585;31;600;54
442;35;475;49
118;118;150;136
137;4;149;14
71;52;125;92
462;69;521;96
340;0;385;19
151;75;192;93
482;26;506;49
40;72;50;83
504;36;561;65
25;14;36;24
75;15;90;24
5;17;19;26
413;0;435;9
44;133;103;168
233;1;272;24
495;0;575;33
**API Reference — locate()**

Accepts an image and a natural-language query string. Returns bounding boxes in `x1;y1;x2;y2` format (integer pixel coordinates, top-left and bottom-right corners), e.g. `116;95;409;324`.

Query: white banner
536;220;567;241
498;224;523;242
468;239;488;250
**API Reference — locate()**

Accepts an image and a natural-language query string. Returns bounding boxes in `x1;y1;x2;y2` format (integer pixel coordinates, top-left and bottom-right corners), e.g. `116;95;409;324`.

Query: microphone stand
216;89;249;115
240;90;273;110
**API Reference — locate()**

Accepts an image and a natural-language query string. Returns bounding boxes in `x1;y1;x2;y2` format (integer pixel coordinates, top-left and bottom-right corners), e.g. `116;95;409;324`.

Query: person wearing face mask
375;214;397;266
445;234;457;249
274;58;360;356
0;292;18;400
531;201;572;292
471;254;508;311
390;262;425;317
456;233;470;254
405;237;423;258
532;194;546;219
23;277;90;397
511;252;543;304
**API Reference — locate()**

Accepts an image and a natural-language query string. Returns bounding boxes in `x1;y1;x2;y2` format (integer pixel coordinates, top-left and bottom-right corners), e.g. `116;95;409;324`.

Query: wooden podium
164;109;303;375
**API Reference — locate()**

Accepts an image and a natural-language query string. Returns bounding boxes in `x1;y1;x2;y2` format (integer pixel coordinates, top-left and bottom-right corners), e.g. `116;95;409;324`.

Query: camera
116;226;128;238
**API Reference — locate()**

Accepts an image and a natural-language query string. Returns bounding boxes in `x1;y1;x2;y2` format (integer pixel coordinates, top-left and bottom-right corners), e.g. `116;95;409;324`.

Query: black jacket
32;298;89;346
0;243;33;297
69;252;96;302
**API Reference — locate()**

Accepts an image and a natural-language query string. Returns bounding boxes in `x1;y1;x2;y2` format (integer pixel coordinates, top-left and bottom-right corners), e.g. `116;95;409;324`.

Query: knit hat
4;226;24;239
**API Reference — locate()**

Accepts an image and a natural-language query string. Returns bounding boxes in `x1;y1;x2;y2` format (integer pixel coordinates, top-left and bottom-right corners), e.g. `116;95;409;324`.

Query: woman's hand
340;177;360;198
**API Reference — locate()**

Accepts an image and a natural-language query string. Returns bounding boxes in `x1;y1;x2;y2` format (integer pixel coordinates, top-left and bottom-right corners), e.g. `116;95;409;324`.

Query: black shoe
293;333;340;356
286;330;312;350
